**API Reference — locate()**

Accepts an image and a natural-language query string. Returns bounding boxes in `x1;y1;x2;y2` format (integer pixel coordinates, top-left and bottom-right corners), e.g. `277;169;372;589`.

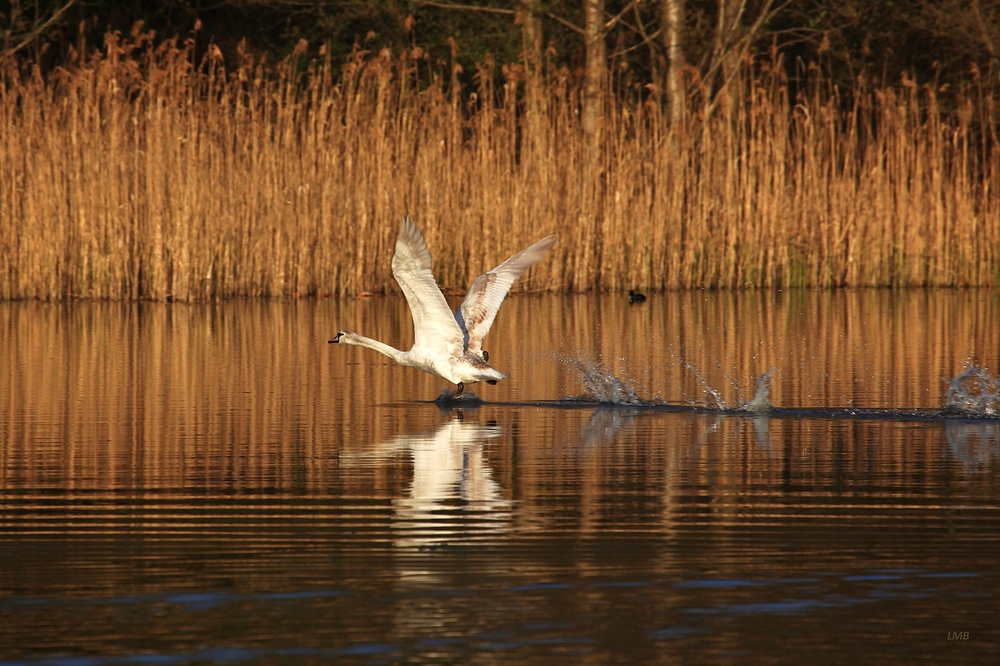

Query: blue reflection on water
0;588;350;613
674;578;764;589
1;646;334;666
506;582;572;592
646;626;701;640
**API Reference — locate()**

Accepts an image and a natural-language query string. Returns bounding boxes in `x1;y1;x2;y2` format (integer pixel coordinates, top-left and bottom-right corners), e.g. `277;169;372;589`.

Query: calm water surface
1;291;998;664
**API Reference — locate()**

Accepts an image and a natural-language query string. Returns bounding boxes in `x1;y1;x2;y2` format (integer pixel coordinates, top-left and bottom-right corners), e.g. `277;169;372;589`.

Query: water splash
681;358;775;412
560;353;774;411
681;360;729;409
564;356;654;406
944;365;1000;416
435;387;484;406
739;369;776;413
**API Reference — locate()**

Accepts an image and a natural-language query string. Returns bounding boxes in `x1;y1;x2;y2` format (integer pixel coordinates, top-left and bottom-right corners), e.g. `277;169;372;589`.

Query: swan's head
329;331;352;344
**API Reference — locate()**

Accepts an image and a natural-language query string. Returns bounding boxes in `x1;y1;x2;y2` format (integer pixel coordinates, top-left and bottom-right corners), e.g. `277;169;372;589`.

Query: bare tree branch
521;1;584;35
1;0;79;60
702;0;792;118
412;0;515;16
411;0;585;35
603;0;641;32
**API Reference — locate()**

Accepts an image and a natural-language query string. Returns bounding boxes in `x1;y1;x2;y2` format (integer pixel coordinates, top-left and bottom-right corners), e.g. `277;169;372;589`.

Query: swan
329;217;557;395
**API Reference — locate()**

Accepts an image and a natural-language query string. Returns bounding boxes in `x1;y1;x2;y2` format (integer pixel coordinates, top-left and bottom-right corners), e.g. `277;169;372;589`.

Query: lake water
1;290;998;664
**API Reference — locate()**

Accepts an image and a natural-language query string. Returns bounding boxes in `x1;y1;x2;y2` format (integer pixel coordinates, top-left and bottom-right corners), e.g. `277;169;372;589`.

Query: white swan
329;217;557;395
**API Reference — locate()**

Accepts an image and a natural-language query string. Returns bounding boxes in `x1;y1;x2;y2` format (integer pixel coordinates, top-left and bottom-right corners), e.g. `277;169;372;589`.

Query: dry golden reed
1;32;998;300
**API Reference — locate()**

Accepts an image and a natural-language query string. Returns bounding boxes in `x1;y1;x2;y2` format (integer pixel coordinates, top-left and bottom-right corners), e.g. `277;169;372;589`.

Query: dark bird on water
629;290;646;304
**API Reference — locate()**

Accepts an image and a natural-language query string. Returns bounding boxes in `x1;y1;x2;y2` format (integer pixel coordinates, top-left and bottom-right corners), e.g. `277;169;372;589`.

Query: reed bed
1;32;998;300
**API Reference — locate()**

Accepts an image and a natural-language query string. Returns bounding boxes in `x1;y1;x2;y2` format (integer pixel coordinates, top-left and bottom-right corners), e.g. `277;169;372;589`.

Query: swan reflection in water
354;415;512;551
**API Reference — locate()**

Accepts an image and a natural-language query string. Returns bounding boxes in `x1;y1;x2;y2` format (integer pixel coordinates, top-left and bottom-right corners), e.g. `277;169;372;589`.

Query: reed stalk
1;32;997;300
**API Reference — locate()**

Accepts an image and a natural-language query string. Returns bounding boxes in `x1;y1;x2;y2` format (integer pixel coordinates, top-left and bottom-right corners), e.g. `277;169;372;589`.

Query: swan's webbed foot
482;350;489;362
455;382;465;396
486;379;498;385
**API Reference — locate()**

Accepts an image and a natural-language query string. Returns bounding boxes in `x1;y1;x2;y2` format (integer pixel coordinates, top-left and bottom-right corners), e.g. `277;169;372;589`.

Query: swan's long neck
342;332;408;364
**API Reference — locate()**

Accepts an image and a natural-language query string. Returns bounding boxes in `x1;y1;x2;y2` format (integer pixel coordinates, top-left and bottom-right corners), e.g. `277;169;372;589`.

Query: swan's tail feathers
457;234;558;354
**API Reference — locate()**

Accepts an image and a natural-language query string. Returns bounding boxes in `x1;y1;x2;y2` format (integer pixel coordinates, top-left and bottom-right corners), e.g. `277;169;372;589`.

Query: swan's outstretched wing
392;218;465;355
457;234;557;355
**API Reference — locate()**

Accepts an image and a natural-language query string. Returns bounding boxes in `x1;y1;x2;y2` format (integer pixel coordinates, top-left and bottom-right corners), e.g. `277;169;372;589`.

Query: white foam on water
944;365;1000;416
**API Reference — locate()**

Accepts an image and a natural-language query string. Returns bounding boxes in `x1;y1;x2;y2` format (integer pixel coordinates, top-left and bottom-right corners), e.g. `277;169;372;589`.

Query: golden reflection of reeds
1;293;997;496
1;34;998;300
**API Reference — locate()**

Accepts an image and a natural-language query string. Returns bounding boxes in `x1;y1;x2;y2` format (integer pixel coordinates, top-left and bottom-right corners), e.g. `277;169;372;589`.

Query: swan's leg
455;382;465;396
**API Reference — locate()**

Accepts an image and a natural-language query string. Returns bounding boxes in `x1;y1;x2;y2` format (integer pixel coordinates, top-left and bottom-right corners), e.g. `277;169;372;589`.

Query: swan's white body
330;218;557;393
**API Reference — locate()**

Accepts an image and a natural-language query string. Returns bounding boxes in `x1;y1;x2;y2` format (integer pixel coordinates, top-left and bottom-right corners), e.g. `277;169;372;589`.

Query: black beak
329;333;342;344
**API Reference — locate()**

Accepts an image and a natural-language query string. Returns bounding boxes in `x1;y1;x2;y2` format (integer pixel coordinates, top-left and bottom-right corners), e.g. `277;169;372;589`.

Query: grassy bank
1;33;998;300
